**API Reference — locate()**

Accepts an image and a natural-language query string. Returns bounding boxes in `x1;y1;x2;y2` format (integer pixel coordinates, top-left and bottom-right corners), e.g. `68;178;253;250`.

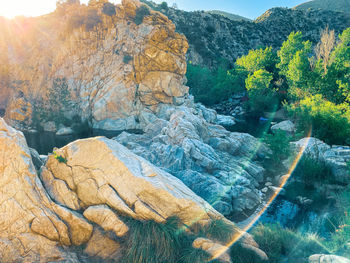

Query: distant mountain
295;0;350;13
206;10;250;21
140;0;350;68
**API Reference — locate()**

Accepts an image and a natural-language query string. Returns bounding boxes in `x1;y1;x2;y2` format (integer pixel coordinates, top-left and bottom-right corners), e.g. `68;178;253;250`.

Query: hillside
141;0;350;67
295;0;350;13
207;10;250;21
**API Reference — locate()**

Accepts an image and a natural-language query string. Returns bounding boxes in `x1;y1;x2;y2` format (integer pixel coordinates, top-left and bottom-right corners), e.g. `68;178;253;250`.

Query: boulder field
0;117;267;262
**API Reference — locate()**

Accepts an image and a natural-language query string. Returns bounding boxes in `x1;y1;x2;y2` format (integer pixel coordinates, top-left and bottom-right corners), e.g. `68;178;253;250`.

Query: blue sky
152;0;309;19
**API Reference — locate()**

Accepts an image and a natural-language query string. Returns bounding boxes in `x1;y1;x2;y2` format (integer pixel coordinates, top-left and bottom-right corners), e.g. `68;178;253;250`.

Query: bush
287;94;350;145
292;153;332;187
160;1;168;10
102;2;116;16
263;130;291;163
252;224;328;263
134;5;150;25
246;69;279;114
186;63;246;106
123;54;133;64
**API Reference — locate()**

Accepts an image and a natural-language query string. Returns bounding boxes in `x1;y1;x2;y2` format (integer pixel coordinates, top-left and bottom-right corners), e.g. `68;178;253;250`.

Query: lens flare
211;128;313;260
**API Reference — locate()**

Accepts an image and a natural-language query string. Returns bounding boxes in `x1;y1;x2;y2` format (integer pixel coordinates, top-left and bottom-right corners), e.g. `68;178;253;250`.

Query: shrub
286;94;350;145
292;153;332;187
123;54;133;64
53;151;67;164
160;1;168;10
134;5;150;25
263;130;291;162
252;224;328;263
186;63;246;106
102;2;116;16
245;69;279;114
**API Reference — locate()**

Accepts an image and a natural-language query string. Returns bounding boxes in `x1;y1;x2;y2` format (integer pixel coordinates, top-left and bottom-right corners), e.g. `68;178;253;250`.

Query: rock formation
3;0;189;131
0;117;268;262
115;102;269;217
292;137;350;184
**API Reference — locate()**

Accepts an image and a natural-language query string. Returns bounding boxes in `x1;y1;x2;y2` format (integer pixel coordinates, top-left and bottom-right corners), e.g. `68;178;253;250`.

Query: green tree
287;94;350;145
277;32;307;76
245;69;278;113
236;46;278;74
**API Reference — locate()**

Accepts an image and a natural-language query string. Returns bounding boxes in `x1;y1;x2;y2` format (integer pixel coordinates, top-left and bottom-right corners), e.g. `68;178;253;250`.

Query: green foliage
322;187;350;257
252;224;328;263
46;78;73;125
293;153;333;187
102;2;116;16
277;31;308;76
160;1;168;10
286;94;350;145
263;130;291;162
134;5;150;25
186;63;246;105
123;54;133;64
202;218;236;243
53;151;67;164
236;46;279;74
245;69;278;113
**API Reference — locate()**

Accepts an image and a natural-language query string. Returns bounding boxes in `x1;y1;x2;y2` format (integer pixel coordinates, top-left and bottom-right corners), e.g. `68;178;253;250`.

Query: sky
0;0;308;19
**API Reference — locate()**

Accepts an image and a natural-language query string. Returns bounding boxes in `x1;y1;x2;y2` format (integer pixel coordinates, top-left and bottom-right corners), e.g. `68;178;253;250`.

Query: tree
245;69;278;113
277;32;307;76
236;47;278;74
315;27;335;74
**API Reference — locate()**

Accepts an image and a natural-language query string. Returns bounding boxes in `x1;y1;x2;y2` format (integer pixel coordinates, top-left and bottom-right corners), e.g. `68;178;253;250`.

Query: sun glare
0;0;121;19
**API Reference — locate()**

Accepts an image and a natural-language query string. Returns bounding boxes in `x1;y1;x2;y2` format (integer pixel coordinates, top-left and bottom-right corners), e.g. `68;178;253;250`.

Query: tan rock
84;228;122;260
0;118;80;262
83;205;129;237
44;136;221;226
193;238;232;263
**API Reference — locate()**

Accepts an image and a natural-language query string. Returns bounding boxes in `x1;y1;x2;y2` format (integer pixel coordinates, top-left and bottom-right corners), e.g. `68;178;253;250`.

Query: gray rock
271;120;295;134
115;104;269;217
29;147;43;172
43;121;57;132
56;127;74;136
216;114;236;127
292;138;350;184
309;254;350;263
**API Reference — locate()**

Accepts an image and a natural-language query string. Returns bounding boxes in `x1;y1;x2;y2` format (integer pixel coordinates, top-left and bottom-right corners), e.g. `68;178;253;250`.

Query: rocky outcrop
0;118;82;262
292;138;350;184
115;100;269;217
3;0;188;131
0;117;267;261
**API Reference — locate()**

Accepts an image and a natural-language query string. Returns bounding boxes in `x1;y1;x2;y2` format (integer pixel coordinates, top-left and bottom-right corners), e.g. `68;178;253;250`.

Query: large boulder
292;138;350;184
0;118;83;262
271;120;296;134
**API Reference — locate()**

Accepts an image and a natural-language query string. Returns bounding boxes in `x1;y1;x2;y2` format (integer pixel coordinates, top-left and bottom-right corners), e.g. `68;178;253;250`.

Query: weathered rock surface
0;117;267;261
0;118;81;262
309;254;350;263
292;138;350;184
4;0;188;131
271;120;296;134
115;101;269;217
